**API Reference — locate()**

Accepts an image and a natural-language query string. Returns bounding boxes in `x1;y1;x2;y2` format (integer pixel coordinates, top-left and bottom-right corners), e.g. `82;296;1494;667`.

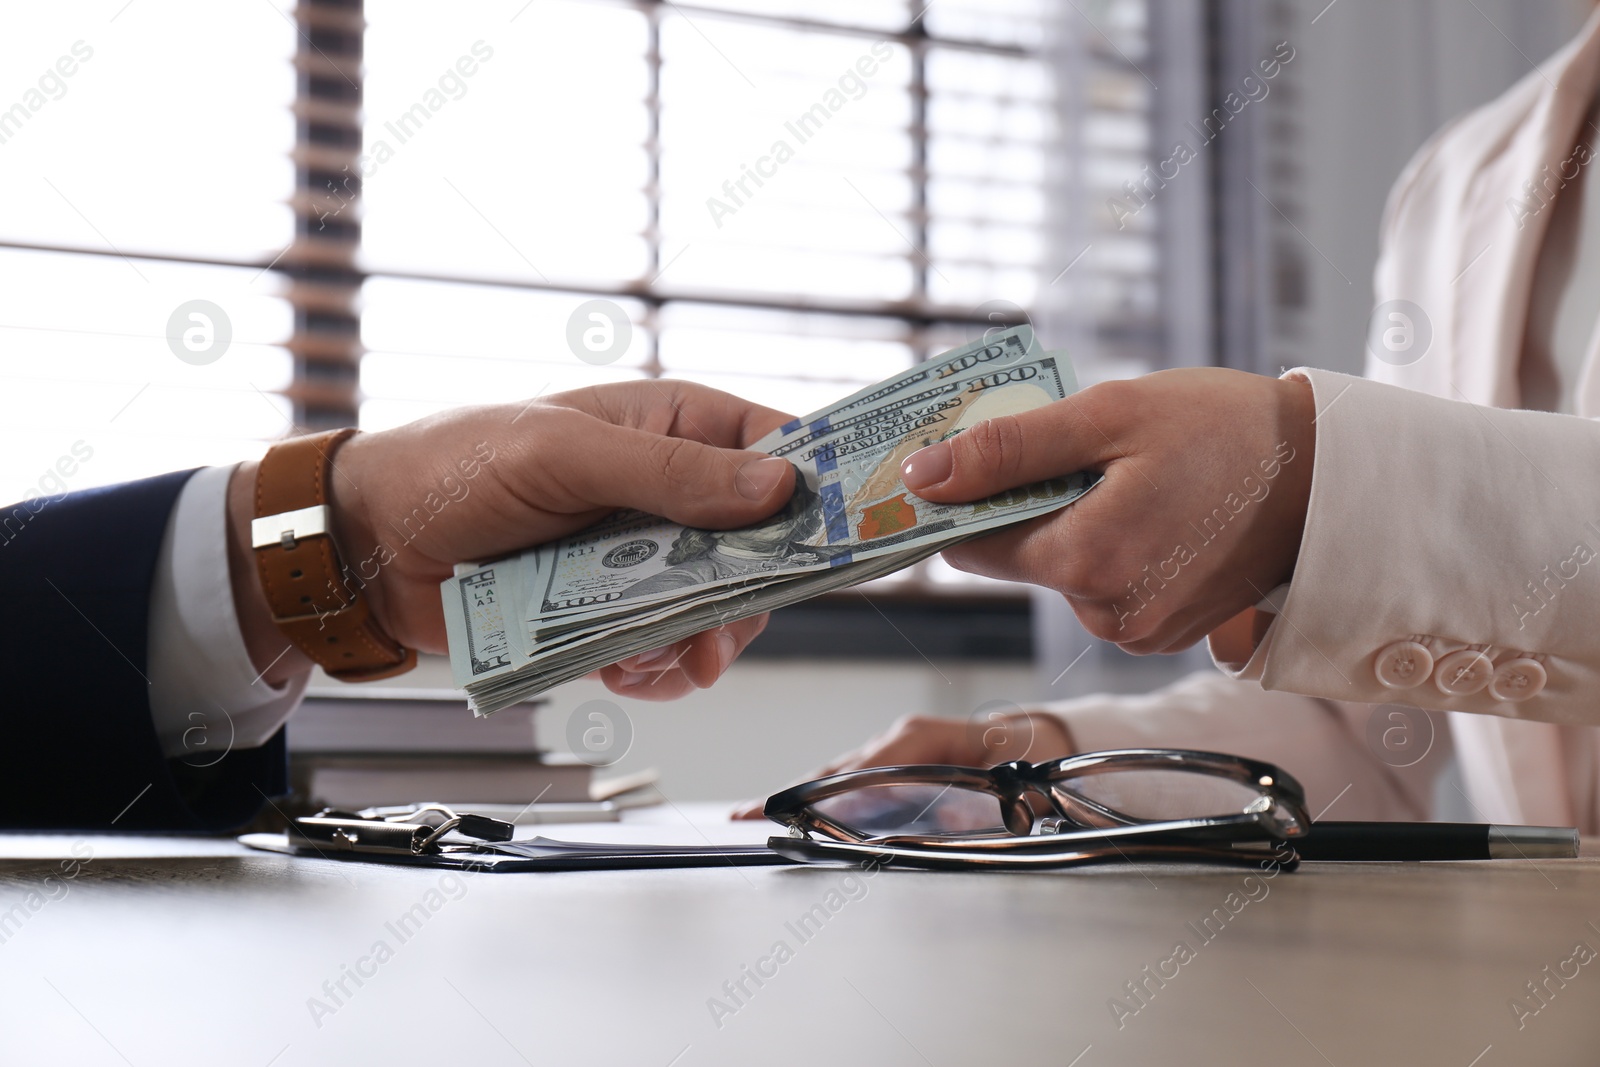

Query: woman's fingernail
736;456;790;502
632;646;672;668
901;442;952;491
617;670;647;688
714;631;738;675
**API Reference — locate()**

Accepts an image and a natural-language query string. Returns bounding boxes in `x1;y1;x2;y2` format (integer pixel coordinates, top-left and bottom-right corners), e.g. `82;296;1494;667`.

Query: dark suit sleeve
0;470;287;831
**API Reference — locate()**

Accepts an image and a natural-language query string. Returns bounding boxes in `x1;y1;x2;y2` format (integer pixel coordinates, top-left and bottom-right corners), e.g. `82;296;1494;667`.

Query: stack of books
288;688;656;822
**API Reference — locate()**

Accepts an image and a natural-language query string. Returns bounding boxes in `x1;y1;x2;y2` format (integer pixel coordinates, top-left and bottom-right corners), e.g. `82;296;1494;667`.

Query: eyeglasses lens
811;784;1011;837
1055;768;1300;834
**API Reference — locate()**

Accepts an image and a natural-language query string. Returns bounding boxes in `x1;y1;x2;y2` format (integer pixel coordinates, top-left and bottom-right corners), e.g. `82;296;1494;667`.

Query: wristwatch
250;428;416;681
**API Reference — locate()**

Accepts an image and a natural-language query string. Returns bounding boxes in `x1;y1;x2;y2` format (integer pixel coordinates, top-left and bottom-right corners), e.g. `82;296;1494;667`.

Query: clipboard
238;804;793;872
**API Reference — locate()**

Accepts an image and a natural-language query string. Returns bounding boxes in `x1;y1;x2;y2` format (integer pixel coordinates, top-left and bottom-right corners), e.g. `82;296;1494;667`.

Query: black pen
1246;821;1579;861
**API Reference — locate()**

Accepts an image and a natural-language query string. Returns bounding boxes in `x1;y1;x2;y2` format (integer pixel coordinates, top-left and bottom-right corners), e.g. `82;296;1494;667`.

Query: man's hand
228;380;797;700
899;368;1316;655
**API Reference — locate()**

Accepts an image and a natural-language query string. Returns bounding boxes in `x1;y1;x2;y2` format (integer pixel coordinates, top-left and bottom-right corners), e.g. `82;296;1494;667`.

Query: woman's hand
901;368;1316;655
731;710;1075;819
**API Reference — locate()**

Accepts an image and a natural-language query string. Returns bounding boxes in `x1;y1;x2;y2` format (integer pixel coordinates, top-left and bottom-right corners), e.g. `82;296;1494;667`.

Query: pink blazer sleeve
1212;367;1600;730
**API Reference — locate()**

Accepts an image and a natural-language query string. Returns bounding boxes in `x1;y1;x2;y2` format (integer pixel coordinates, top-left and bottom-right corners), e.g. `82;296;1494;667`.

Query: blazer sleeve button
1434;649;1495;695
1489;657;1547;702
1374;640;1434;689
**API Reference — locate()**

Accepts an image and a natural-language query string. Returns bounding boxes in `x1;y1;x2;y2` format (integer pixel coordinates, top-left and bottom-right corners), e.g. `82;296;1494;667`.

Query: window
353;0;1160;593
3;0;1160;601
0;1;295;501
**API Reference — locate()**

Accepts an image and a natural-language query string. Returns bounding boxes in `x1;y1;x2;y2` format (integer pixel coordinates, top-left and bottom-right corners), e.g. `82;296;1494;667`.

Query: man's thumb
599;427;796;528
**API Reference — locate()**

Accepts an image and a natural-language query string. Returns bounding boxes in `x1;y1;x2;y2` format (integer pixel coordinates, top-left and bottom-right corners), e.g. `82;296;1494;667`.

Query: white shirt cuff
147;464;308;760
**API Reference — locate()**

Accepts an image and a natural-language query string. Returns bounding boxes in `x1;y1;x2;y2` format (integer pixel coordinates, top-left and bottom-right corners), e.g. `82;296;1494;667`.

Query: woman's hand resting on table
731;710;1076;819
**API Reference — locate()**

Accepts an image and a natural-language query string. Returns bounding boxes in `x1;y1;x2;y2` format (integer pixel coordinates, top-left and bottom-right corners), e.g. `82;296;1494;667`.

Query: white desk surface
1;805;1596;1066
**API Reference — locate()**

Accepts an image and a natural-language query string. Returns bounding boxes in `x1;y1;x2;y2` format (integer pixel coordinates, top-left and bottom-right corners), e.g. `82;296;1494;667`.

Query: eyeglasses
762;748;1311;871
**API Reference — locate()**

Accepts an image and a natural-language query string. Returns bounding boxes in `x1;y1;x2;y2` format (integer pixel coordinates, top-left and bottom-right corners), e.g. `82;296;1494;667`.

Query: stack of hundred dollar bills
444;326;1099;715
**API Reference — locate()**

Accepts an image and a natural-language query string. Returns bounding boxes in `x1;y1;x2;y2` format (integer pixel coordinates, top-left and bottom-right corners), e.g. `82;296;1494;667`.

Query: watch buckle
251;504;332;551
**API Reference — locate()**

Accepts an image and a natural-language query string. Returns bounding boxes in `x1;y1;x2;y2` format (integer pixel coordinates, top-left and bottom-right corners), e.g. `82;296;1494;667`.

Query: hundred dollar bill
462;536;958;714
443;326;1101;712
441;562;514;679
523;329;1079;628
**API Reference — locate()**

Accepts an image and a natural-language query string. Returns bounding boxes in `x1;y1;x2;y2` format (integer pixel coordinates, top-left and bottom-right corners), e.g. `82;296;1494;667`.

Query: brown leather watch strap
252;429;415;681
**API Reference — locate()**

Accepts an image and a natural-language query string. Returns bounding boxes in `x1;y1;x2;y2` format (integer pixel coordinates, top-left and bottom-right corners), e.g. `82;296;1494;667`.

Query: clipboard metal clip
290;804;515;857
